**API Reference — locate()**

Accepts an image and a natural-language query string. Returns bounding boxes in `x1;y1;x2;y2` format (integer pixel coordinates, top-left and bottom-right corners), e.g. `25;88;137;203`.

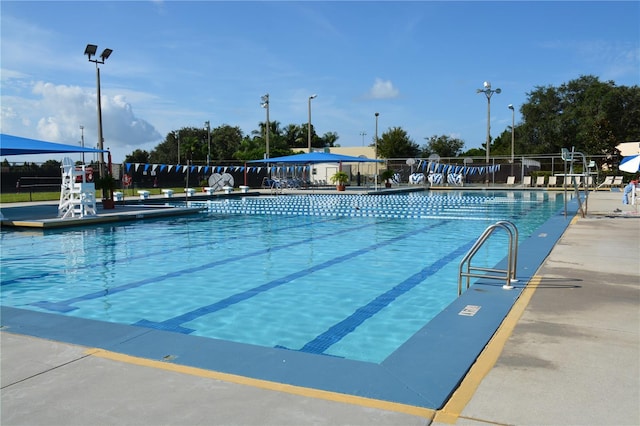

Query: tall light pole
79;125;85;164
85;44;113;178
261;94;270;159
204;120;211;166
508;104;515;162
508;104;515;177
360;131;367;146
476;81;501;184
174;131;180;164
308;94;317;152
375;112;379;191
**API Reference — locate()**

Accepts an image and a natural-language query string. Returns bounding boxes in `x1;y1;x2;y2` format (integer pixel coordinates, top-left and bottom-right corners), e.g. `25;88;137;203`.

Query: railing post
457;220;519;296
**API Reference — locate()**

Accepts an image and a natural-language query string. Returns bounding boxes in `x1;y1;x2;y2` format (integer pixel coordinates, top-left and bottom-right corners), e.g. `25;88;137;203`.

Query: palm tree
322;131;339;147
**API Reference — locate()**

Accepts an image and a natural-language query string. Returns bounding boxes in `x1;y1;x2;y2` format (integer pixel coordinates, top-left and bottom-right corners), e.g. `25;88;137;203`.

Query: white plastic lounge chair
547;176;558;187
506;176;515;186
612;176;623;188
598;176;614;189
535;176;545;187
522;176;532;187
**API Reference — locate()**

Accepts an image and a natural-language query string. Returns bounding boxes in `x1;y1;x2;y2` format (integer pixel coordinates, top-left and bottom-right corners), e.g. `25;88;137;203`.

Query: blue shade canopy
248;151;382;164
0;134;107;156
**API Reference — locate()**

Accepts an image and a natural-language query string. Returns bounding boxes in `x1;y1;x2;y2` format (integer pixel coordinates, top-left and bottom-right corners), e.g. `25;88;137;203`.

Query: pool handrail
458;220;518;296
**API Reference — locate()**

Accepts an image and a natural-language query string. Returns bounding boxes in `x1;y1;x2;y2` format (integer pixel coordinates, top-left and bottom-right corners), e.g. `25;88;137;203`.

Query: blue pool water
1;191;565;364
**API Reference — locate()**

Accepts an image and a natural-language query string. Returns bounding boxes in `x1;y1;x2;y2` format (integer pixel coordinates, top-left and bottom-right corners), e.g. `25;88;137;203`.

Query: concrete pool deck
1;190;639;425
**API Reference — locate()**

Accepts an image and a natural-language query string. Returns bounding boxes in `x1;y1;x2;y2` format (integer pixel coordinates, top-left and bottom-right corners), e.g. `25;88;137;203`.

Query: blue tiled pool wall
1;191;566;363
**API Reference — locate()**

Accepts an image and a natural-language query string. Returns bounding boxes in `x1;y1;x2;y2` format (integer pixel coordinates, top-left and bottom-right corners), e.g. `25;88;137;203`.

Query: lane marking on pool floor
85;347;436;420
433;274;544;423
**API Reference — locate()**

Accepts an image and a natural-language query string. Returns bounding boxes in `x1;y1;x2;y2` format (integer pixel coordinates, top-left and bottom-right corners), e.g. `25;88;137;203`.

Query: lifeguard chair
58;157;97;219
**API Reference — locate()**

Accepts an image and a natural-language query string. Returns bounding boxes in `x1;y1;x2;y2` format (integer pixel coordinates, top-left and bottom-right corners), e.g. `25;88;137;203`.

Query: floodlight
100;48;113;61
84;44;97;58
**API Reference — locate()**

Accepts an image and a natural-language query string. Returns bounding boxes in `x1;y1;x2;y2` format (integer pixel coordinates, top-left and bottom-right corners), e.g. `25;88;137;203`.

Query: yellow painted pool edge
434;274;544;423
85;347;436;420
433;213;579;423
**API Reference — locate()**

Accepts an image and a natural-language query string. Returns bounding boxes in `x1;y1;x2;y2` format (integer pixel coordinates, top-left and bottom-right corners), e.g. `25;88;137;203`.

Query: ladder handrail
496;220;518;277
458;220;518;296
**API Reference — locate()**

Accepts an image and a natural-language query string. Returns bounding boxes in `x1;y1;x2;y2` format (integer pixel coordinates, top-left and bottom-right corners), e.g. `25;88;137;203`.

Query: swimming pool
0;190;576;409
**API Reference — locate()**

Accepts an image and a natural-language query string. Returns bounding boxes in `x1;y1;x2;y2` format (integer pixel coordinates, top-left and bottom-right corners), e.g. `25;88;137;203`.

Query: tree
234;136;266;161
422;135;465;158
149;127;208;164
491;128;515;158
460;147;486;157
124;149;150;164
41;159;61;173
375;127;420;159
297;123;320;149
282;124;303;149
150;131;180;164
518;75;640;161
211;124;243;161
320;131;339;148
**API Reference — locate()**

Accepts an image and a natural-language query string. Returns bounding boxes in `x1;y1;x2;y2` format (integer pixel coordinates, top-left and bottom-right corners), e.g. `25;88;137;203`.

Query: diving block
113;191;124;201
203;187;215;195
239;185;250;193
184;188;196;197
138;190;150;200
223;186;233;194
162;189;174;198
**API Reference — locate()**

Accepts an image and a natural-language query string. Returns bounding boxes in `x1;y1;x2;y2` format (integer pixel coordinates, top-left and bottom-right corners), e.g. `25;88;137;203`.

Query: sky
1;1;639;164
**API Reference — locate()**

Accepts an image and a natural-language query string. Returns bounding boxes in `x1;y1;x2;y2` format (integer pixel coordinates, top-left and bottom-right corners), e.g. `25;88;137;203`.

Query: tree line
122;75;639;168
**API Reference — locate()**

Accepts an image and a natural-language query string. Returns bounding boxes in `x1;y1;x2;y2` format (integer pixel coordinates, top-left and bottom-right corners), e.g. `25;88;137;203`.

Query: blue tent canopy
249;152;383;164
248;151;382;164
0;134;107;156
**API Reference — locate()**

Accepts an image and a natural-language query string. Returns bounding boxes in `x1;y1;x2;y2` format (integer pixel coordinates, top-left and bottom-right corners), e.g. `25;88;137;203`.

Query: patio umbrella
619;154;640;173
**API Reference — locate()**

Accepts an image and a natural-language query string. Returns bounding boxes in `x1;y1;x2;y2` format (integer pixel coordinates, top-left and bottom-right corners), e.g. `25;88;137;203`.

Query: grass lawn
0;187;187;204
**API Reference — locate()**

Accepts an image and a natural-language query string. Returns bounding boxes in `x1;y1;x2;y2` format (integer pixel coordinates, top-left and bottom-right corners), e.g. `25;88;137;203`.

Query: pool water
1;191;564;363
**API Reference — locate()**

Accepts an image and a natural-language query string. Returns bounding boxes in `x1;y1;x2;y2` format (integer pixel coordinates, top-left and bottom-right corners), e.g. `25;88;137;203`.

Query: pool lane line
432;274;544;424
1;214;341;287
85;347;436;420
134;220;448;333
27;218;377;312
296;235;475;356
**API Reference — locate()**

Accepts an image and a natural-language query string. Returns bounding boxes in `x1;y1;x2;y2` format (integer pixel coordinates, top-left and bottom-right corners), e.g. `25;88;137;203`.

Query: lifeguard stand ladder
58;157;97;219
458;220;519;296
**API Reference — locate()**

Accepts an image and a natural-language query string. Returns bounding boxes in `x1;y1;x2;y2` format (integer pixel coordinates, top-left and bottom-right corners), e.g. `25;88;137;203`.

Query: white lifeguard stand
58;157;97;219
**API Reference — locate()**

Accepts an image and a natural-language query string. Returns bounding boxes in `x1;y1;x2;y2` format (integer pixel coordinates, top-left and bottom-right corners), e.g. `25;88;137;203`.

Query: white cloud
1;80;162;163
367;78;400;99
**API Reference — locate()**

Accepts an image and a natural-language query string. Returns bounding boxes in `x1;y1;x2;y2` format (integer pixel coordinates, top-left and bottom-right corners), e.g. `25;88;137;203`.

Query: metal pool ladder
458;220;519;296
